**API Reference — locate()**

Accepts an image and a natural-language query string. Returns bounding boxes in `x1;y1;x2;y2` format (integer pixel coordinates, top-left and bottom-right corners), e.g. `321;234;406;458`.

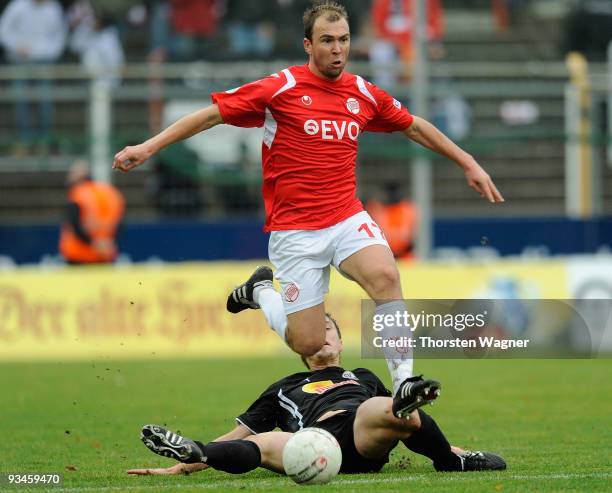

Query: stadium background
0;0;611;491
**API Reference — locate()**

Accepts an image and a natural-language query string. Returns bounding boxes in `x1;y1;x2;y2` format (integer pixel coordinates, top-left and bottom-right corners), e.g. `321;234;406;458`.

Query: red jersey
211;64;414;231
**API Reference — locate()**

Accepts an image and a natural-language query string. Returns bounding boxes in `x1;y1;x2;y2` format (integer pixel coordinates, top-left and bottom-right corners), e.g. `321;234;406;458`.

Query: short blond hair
303;1;349;41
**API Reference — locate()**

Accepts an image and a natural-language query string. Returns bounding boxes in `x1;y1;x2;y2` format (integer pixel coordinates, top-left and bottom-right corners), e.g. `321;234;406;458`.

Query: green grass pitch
1;357;610;492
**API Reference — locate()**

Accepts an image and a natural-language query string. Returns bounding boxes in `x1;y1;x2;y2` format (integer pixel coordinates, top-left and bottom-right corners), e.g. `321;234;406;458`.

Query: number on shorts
358;222;386;239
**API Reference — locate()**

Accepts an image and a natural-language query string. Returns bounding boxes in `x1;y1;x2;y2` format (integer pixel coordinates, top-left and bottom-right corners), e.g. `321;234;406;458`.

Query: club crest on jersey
284;282;300;303
301;95;313;106
346;97;360;114
342;371;358;380
393;98;402;109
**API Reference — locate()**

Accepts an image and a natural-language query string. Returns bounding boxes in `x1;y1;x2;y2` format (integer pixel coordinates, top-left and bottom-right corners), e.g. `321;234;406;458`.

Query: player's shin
402;409;462;472
198;440;262;474
376;300;414;394
254;285;288;342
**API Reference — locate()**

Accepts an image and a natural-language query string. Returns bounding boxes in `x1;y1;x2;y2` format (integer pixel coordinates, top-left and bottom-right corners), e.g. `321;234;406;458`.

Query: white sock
376;300;414;395
254;285;288;342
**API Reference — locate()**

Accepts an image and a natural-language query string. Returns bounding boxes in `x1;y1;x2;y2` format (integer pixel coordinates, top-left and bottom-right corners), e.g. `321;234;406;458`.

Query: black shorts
312;409;390;474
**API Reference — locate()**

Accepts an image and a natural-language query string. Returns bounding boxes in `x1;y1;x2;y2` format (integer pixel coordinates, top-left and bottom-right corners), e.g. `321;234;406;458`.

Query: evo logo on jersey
303;120;360;141
302;380;359;394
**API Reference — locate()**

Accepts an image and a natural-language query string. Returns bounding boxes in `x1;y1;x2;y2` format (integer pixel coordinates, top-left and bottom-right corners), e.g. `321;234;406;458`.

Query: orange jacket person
371;0;444;62
59;161;125;264
367;184;418;259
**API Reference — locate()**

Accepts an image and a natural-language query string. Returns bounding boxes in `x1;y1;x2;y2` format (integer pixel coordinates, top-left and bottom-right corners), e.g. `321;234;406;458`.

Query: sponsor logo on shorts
346;97;360;114
284;282;300;303
302;380;360;394
342;371;358;380
302;95;313;106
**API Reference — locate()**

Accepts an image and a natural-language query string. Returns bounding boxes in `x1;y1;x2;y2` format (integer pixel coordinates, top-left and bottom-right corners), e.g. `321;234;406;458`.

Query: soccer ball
282;427;342;485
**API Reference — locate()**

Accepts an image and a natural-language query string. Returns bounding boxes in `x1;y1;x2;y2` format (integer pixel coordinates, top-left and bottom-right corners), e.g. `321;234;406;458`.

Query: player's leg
251;284;328;356
352;398;464;471
227;229;333;356
353;399;507;472
284;303;327;355
244;431;292;473
332;211;413;394
403;410;507;471
226;265;327;355
268;229;334;355
141;424;292;475
338;244;402;300
352;397;420;459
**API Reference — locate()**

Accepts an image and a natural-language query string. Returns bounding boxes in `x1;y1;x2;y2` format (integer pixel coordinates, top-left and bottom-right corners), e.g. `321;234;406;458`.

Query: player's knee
369;265;401;298
386;406;421;435
286;321;326;356
294;338;325;357
403;410;421;431
289;332;325;357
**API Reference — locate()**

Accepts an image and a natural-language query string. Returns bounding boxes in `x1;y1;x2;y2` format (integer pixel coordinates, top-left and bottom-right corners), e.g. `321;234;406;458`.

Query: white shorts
268;210;391;315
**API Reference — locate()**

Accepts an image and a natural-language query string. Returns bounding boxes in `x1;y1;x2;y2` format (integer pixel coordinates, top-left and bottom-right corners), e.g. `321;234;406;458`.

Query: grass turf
1;357;610;492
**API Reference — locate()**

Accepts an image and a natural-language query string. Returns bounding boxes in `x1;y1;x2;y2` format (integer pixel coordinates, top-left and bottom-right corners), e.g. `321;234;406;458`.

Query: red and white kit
212;65;414;312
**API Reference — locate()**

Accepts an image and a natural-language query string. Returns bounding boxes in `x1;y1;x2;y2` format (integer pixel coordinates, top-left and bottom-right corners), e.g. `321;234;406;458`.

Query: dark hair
303;1;349;41
301;313;342;369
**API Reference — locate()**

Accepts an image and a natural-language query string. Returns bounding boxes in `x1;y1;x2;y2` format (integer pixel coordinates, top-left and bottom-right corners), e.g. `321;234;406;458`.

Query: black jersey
236;366;391;434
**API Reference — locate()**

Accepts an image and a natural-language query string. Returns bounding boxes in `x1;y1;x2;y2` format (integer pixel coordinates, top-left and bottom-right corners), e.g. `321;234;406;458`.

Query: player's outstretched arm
127;462;208;476
212;424;254;442
403;116;504;203
113;104;224;172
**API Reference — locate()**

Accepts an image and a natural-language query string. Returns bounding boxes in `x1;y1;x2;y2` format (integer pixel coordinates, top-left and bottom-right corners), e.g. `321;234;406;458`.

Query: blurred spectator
272;0;312;58
149;0;221;62
366;182;418;259
492;0;530;31
225;0;274;59
59;160;125;264
0;0;67;154
69;8;124;87
371;0;444;60
65;0;94;29
369;0;445;88
562;0;612;62
431;80;472;141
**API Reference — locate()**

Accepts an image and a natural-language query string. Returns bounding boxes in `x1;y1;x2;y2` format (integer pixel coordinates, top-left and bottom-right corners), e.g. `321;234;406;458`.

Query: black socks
402;409;463;471
196;440;262;474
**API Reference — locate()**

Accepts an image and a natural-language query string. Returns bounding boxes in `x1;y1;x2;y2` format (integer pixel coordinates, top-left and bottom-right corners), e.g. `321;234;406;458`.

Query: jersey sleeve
211;72;287;128
372;372;392;397
235;380;281;434
364;83;414;133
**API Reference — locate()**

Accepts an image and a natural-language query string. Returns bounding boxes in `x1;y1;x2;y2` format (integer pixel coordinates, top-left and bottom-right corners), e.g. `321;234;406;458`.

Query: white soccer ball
282;427;342;485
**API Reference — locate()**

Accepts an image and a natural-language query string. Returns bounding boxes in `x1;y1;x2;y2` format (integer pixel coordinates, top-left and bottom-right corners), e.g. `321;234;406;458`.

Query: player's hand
463;161;504;203
112;143;153;172
127;466;182;475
